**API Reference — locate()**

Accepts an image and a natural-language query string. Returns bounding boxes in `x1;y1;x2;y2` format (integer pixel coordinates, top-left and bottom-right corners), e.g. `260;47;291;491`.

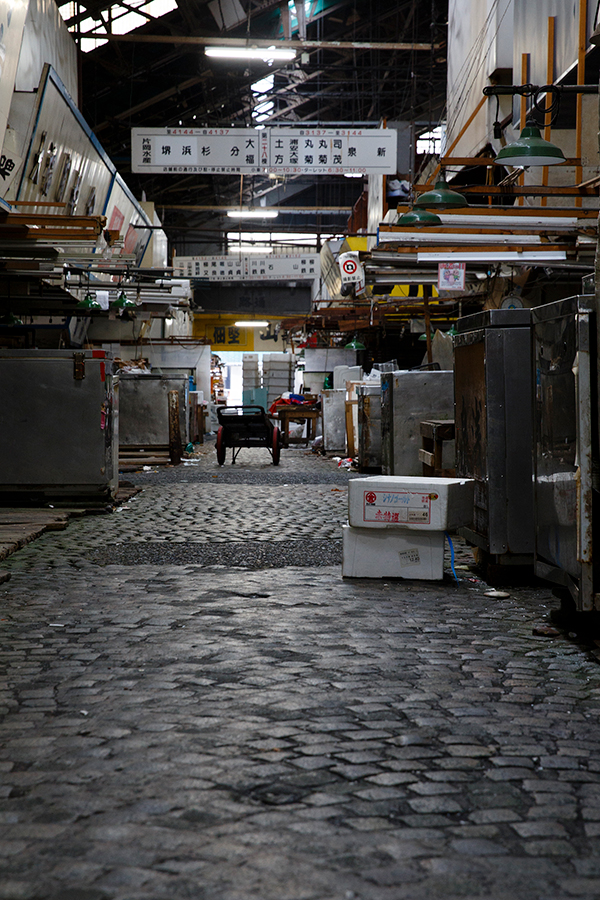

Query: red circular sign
342;258;358;276
365;491;376;504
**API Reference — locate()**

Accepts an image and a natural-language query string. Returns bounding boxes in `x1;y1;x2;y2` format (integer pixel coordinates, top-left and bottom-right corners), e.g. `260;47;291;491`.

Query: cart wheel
216;426;226;466
272;427;281;466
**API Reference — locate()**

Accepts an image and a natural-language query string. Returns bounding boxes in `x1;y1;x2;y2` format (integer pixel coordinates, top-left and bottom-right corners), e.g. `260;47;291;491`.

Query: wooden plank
394;205;598;218
119;456;171;465
0;510;70;524
387;243;567;253
380;224;591;235
414;184;599;196
418;449;436;467
0;524;46;551
0;543;20;561
420;420;455;441
345;402;355;456
440;155;581;167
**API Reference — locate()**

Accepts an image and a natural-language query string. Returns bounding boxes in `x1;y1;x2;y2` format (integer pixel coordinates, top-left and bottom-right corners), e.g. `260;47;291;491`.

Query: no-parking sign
339;251;362;284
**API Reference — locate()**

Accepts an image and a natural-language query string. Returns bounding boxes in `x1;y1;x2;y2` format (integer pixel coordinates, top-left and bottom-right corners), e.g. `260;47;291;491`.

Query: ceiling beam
160;205;352;212
85;34;438;51
94;75;208;133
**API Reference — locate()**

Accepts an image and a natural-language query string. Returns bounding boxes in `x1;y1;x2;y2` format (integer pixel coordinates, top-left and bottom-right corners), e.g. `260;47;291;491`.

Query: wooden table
276;406;320;447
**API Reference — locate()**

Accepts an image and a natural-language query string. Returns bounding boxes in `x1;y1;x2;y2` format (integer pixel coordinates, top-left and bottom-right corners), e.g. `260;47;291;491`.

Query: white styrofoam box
263;352;290;364
348;475;474;531
304;348;357;372
342;524;444;579
333;365;363;390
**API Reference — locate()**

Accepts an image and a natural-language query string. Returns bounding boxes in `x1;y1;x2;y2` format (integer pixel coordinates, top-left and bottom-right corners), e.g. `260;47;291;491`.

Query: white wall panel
447;0;514;158
513;0;597;107
16;0;77;99
0;0;30;157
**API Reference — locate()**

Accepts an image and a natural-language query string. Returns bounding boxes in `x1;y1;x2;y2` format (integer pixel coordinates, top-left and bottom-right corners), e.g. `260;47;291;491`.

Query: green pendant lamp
414;177;467;210
0;312;24;325
396;208;443;226
495;119;566;167
76;292;102;310
111;290;137;311
345;337;366;350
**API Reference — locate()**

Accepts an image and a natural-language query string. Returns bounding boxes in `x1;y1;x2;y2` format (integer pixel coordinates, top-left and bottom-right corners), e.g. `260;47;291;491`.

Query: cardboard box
348;475;474;531
342;524;445;579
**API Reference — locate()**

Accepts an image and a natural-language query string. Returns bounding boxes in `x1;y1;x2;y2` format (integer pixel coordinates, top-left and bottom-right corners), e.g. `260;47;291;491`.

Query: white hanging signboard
132;128;263;174
338;251;363;284
173;254;320;281
263;128;396;175
132;127;396;175
437;262;466;291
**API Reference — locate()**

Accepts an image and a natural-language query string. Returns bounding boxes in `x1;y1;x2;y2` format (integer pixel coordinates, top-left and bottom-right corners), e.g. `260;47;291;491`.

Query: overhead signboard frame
132;127;397;175
173;253;320;282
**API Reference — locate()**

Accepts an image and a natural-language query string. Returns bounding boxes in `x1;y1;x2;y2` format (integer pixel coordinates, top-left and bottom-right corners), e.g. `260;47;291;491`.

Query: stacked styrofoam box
242;353;261;391
263;352;294;407
343;475;475;579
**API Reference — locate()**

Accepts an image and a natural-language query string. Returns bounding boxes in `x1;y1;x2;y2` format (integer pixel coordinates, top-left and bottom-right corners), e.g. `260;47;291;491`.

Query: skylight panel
110;8;148;34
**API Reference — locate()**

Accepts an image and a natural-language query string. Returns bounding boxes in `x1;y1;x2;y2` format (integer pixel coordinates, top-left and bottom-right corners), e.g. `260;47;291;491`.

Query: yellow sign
390;284;439;298
193;315;254;351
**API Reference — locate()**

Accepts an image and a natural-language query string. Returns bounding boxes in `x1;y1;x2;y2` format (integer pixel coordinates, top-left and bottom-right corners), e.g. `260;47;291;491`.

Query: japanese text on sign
173;254;320;282
363;490;432;524
438;262;466;292
132;127;397;175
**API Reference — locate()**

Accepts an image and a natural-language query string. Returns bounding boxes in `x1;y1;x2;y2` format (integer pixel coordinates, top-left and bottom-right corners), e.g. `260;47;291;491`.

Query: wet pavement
2;444;600;900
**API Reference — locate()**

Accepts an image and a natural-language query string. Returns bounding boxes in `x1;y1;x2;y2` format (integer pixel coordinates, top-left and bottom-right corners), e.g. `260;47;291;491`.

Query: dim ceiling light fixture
227;209;279;219
234;320;270;327
206;46;296;62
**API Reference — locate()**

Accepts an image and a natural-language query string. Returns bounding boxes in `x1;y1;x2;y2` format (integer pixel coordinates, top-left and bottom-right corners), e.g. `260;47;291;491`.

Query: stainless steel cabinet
532;295;596;610
454;309;534;564
381;370;454;476
0;349;118;501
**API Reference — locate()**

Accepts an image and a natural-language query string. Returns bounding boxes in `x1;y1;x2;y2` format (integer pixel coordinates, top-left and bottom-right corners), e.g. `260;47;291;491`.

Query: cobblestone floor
2;446;600;899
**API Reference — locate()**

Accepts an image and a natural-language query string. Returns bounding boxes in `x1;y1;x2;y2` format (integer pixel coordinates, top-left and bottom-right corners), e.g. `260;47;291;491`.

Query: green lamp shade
345;338;366;350
0;313;23;325
112;290;136;310
414;178;467;210
418;332;434;341
76;292;102;310
396;208;443;226
495;123;566;167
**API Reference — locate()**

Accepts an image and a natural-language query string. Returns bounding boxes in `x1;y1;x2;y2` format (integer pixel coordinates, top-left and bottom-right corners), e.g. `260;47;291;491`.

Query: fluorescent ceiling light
227;209;279;219
228;242;274;253
206;46;296;62
234;320;270;327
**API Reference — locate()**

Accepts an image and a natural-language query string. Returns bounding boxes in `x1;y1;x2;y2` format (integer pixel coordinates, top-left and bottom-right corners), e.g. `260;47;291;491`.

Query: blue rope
445;531;460;585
